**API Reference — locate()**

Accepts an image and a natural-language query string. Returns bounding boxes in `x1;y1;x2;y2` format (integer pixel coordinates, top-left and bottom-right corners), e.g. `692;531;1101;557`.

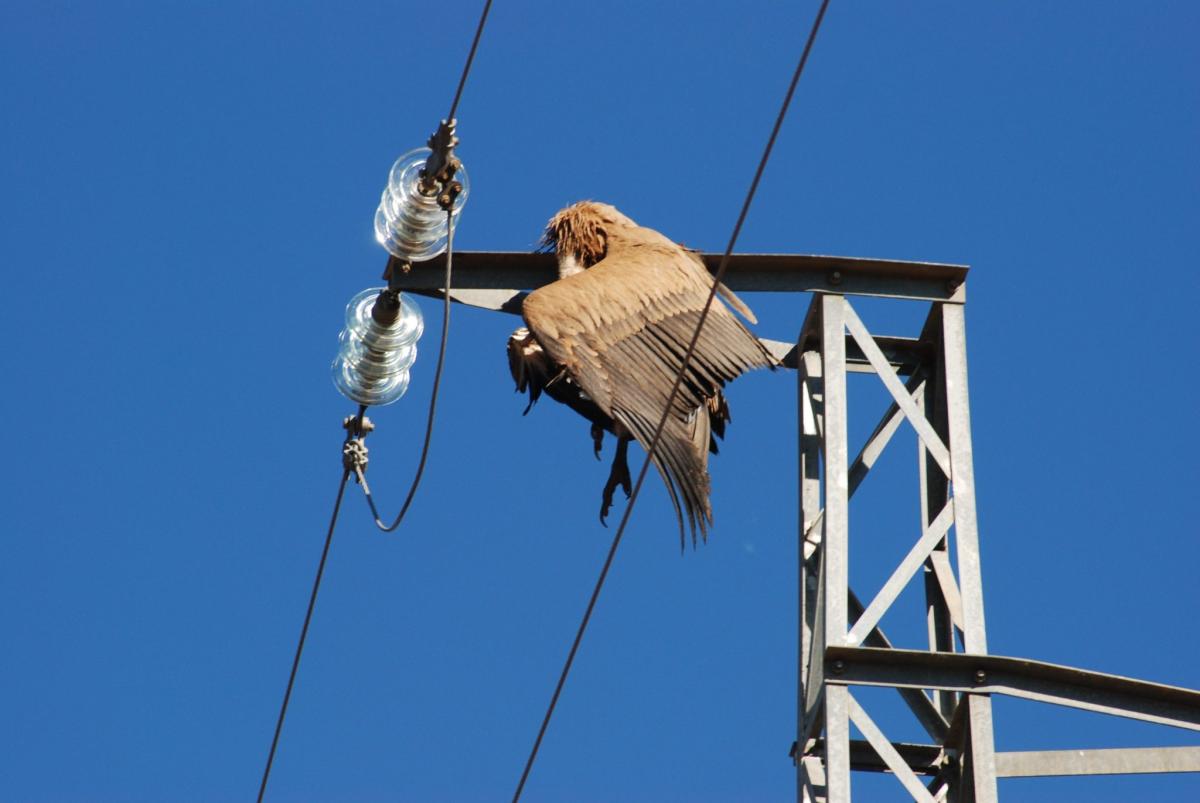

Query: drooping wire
447;0;494;123
357;210;456;531
257;467;354;803
510;2;832;799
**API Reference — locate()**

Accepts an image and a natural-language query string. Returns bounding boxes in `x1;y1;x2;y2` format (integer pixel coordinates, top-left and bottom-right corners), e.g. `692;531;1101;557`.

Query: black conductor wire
448;0;494;123
257;469;352;803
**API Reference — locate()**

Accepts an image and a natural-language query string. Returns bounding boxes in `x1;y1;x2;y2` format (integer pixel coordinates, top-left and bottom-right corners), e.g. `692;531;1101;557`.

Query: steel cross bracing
392;251;1200;801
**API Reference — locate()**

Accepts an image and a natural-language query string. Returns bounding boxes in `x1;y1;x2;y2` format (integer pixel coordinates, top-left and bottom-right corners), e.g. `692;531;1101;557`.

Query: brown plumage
508;201;775;544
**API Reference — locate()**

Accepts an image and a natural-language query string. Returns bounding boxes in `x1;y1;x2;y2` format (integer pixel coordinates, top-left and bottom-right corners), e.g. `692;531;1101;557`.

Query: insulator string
260;0;493;788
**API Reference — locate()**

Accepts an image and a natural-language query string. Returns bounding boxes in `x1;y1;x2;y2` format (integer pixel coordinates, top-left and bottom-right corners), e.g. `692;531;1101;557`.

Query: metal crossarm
388;251;969;306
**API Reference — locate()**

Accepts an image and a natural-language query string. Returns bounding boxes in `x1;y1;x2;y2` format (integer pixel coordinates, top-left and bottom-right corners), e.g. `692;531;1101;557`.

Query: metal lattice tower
794;287;995;800
394;251;1200;801
787;277;1200;801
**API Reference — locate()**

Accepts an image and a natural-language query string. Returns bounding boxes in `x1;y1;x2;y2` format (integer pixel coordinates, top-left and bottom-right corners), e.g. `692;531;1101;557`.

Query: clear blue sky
2;2;1197;800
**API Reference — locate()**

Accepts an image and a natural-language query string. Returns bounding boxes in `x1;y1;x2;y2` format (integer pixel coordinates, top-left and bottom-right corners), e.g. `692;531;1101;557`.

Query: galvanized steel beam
390;251;969;302
819;294;853;801
805;744;1200;779
994;746;1200;777
823;645;1200;732
798;348;823;803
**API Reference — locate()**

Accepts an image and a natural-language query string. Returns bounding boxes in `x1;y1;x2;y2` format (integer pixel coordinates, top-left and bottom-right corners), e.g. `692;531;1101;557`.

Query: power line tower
395;251;1200;801
793;280;997;800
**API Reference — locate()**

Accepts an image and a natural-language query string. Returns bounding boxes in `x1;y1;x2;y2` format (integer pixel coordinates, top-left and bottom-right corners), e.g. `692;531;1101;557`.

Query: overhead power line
448;0;494;123
511;1;833;800
257;469;352;803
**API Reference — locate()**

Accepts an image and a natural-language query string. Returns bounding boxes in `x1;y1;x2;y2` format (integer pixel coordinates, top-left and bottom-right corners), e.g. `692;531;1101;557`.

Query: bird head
541;201;637;278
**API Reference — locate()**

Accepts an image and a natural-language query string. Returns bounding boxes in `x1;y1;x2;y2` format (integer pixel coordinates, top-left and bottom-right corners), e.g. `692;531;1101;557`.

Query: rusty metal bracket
382;257;413;288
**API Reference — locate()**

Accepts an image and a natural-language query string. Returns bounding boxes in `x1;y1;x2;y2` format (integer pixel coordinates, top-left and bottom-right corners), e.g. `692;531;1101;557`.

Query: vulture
507;201;775;544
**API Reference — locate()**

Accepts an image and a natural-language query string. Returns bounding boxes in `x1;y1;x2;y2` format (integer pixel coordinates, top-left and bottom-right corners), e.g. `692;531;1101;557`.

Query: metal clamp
419;119;464;211
342;413;374;481
343;439;369;477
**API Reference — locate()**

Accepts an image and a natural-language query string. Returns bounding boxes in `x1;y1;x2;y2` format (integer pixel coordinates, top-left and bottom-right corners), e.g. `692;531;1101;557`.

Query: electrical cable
257;468;353;803
448;0;494;123
510;2;832;799
357;210;456;531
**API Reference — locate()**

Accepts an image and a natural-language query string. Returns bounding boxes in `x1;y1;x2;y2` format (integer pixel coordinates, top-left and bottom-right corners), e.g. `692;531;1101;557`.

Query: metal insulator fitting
421;119;461;191
343;414;375;438
370;289;403;328
343;438;370;475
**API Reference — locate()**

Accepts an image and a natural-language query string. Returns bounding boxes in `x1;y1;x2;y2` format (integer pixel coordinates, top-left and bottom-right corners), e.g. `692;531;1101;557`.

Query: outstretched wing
522;236;775;542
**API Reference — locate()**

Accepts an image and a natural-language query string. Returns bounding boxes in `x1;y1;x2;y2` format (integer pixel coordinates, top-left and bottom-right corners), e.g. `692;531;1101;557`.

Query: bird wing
522;236;775;542
507;327;562;414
